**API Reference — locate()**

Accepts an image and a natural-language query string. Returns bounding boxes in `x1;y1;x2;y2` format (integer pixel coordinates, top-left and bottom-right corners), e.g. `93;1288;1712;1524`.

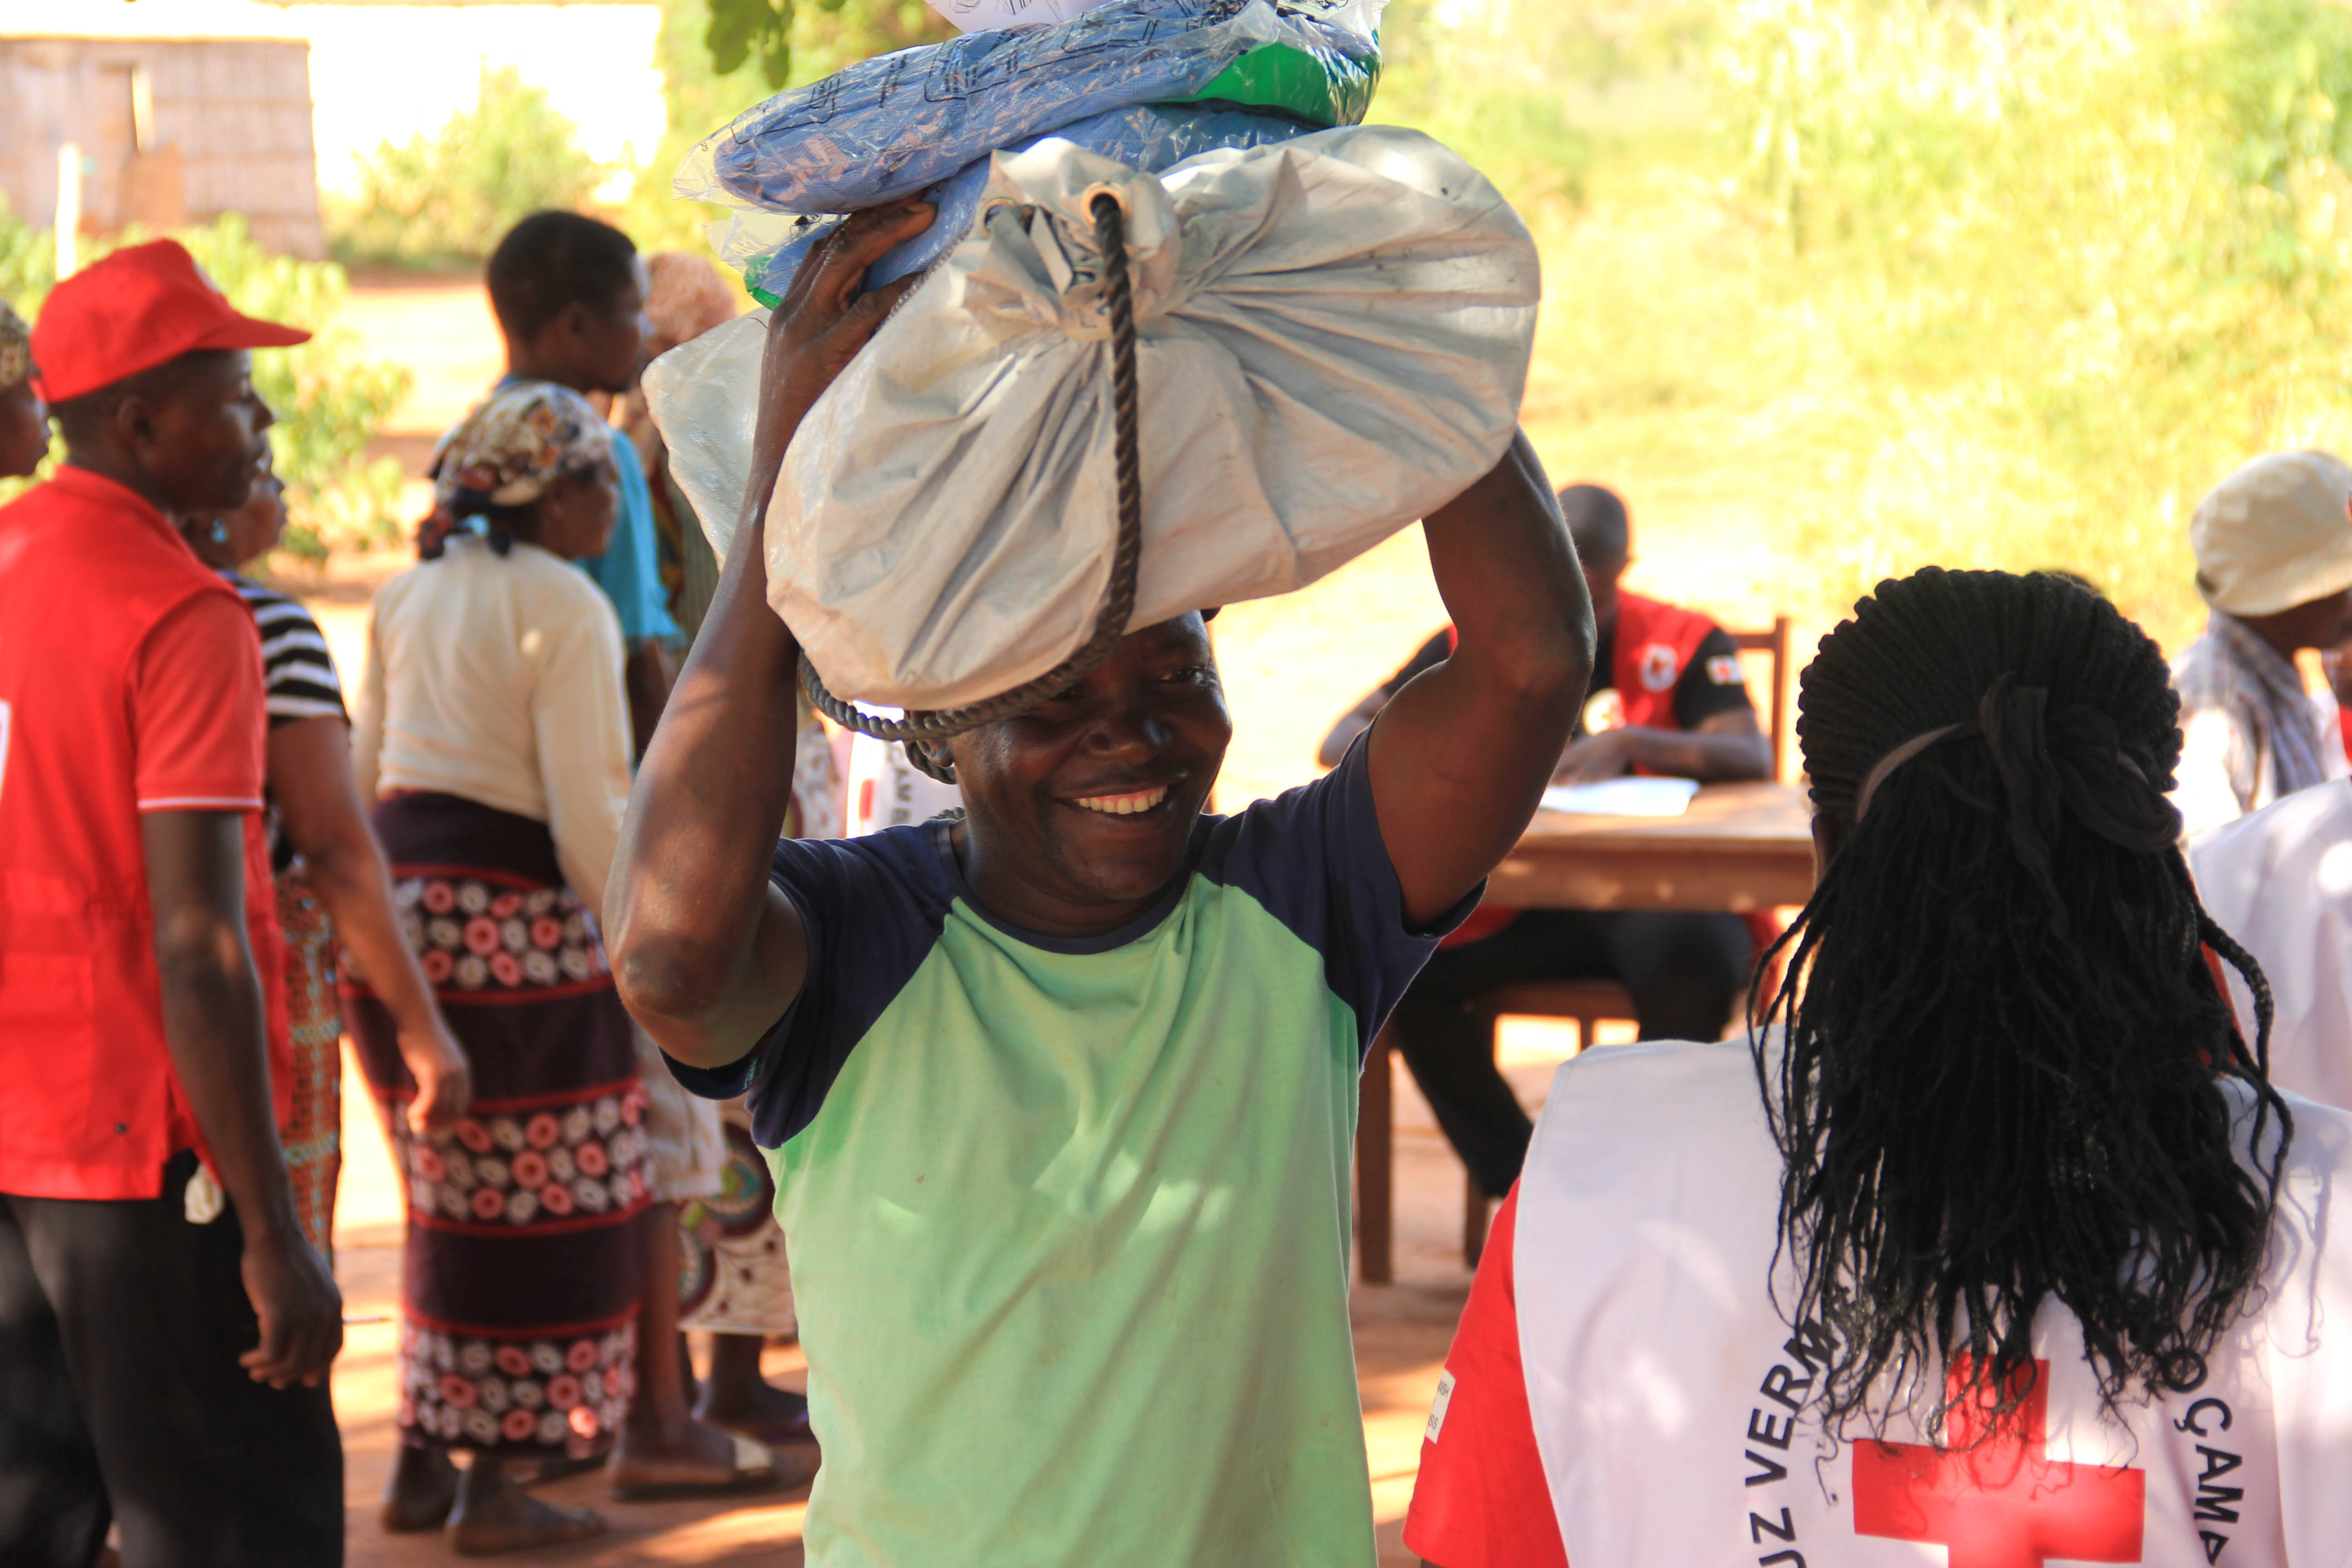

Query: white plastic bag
642;313;767;563
647;123;1539;712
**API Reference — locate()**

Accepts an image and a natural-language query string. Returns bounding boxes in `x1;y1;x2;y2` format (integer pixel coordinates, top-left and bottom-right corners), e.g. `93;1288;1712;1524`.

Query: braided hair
1757;567;2291;1436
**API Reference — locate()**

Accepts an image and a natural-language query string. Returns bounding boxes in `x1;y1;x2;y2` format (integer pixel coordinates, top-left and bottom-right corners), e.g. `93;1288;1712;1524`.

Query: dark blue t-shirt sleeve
661;827;951;1149
1195;738;1481;1056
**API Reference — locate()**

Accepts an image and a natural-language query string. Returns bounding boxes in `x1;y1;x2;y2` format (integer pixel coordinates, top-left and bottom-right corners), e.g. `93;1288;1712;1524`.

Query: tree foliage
1369;0;2352;643
1684;0;2352;632
0;208;410;562
622;0;953;250
701;0;953;90
327;66;605;269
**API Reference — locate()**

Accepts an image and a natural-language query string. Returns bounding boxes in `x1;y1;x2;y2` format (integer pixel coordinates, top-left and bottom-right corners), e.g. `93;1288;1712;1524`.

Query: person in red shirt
1318;483;1771;1202
0;241;343;1567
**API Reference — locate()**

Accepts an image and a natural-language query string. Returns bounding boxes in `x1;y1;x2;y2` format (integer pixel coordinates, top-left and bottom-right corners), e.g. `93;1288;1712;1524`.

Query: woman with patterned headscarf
348;380;663;1552
0;301;48;477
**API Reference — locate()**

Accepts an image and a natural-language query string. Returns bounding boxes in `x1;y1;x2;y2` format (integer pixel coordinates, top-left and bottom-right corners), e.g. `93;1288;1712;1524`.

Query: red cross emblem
1852;1359;2144;1568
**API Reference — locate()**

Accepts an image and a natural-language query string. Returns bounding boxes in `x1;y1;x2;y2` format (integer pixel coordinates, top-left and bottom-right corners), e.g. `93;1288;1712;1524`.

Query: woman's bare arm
1317;686;1387;769
1369;434;1595;925
1553;706;1773;783
267;714;471;1134
608;201;933;1070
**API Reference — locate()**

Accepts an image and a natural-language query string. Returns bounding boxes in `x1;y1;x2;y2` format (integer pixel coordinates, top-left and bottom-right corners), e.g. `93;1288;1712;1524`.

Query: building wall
0;1;672;264
0;35;324;258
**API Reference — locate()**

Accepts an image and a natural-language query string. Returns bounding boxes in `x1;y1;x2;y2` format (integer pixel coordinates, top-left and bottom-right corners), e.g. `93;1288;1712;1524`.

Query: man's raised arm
607;202;932;1069
1369;432;1595;926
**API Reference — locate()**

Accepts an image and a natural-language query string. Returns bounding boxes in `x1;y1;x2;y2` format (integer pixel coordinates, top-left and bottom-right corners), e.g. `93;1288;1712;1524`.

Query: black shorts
0;1150;343;1567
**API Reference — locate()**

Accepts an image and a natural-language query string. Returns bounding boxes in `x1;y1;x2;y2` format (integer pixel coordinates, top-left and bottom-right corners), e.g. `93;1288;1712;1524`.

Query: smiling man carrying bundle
607;203;1594;1566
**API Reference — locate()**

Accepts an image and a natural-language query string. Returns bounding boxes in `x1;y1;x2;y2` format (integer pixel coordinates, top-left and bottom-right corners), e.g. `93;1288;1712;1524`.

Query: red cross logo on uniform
1852;1359;2145;1568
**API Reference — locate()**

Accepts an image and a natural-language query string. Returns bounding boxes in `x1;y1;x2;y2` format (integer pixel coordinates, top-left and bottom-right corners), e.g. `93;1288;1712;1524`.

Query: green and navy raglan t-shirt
666;740;1468;1568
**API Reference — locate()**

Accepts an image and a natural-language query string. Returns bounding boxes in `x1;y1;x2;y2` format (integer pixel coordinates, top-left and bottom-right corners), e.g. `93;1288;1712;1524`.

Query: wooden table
1356;781;1817;1282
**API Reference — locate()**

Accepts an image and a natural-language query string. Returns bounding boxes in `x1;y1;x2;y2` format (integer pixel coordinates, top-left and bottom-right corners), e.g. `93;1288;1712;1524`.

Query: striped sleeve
231;576;348;726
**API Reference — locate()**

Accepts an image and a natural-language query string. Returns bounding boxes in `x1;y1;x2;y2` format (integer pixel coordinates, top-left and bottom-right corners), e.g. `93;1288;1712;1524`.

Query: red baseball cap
31;239;311;403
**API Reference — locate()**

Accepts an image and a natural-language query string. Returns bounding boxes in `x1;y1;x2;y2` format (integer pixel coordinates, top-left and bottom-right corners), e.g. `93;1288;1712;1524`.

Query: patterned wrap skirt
343;791;647;1459
275;871;343;1264
677;1099;796;1338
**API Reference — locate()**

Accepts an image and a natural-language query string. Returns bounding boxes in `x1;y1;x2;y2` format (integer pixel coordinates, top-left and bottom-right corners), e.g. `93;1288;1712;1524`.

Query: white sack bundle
652;122;1539;711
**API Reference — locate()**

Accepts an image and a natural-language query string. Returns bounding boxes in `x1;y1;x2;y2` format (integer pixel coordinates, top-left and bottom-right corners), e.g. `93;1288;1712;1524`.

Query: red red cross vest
0;470;290;1199
1605;591;1721;735
1510;1038;2350;1567
1441;593;1721;735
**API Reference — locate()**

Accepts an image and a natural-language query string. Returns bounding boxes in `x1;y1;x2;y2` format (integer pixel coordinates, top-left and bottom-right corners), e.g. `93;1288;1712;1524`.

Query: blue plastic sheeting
725;102;1322;297
675;0;1378;215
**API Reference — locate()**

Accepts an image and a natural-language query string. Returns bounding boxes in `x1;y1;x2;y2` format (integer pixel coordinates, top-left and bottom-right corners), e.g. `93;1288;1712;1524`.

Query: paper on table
1539;777;1702;817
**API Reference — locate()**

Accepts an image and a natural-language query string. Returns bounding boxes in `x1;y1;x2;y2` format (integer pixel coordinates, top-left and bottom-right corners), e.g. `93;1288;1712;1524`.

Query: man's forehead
1124;613;1214;656
152;346;249;398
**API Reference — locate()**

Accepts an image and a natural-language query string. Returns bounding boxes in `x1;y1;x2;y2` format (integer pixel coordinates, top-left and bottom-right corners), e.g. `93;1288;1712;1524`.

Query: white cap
2190;450;2352;617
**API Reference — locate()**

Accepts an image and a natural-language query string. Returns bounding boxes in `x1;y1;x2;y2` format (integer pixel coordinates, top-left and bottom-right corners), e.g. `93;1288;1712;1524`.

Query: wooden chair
1726;617;1794;785
1353;619;1796;1282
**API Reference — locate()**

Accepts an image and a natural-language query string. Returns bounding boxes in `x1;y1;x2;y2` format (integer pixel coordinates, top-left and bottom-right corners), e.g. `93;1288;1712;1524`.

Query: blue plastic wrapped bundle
676;0;1383;299
720;102;1326;295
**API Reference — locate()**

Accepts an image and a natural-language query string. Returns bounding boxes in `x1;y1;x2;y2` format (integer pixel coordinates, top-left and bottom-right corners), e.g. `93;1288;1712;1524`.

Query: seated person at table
1318;483;1769;1203
606;202;1594;1567
2170;450;2352;839
1406;567;2352;1568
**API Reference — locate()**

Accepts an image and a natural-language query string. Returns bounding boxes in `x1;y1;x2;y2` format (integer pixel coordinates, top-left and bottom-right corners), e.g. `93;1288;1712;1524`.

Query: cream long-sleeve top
352;533;632;916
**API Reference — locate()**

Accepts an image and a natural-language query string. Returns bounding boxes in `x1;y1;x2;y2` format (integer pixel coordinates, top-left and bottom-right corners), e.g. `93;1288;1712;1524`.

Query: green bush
1321;0;2352;647
699;0;953;92
1332;0;2352;648
0;208;411;563
1372;0;1653;211
328;66;605;269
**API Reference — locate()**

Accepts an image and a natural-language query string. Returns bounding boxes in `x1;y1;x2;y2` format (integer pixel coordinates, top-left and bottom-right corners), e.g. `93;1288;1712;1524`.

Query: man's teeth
1073;786;1169;816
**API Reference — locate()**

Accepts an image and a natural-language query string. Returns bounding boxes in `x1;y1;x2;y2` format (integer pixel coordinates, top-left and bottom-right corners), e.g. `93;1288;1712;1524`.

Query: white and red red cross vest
1513;1038;2352;1567
1441;591;1722;737
1606;590;1721;734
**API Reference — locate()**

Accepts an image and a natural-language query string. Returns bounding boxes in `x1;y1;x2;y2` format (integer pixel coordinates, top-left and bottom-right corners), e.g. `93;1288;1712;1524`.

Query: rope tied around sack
799;191;1145;785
